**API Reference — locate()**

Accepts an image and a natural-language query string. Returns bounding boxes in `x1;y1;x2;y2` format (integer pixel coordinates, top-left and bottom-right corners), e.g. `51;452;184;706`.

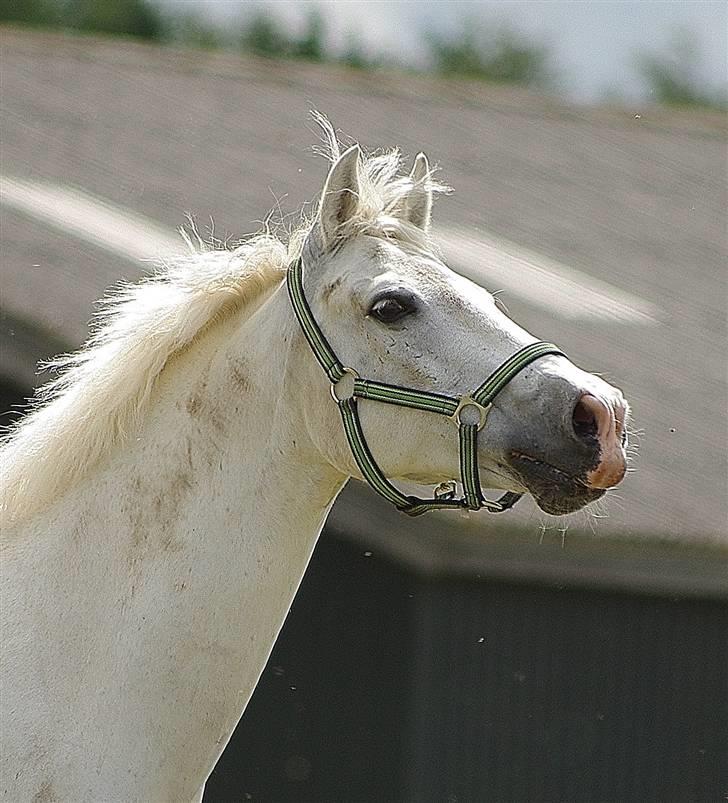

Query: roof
1;28;726;558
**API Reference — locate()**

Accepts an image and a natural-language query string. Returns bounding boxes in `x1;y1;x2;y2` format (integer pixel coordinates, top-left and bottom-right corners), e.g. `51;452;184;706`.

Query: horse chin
507;452;606;516
532;489;605;515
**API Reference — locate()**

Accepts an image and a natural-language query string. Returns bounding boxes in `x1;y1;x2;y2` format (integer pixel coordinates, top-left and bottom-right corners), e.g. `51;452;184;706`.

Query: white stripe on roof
1;176;661;324
438;226;661;325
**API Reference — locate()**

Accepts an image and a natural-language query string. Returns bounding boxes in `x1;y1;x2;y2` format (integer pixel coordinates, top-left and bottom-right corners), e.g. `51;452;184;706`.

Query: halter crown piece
288;256;565;516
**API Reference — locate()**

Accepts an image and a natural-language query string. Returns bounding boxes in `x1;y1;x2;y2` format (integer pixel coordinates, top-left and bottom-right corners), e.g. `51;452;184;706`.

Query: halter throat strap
287;256;565;516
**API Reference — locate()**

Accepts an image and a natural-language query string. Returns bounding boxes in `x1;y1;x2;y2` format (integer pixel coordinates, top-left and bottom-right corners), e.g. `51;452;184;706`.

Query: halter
288;256;565;516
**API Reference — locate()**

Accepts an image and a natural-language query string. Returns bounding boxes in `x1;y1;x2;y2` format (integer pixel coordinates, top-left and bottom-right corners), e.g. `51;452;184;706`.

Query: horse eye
369;295;415;324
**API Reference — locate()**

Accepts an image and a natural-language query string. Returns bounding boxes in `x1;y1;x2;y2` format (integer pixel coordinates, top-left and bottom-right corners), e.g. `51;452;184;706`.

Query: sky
158;0;727;103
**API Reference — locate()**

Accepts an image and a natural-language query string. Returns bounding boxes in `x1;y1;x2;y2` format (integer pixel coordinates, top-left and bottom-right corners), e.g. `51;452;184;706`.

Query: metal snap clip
434;481;457;500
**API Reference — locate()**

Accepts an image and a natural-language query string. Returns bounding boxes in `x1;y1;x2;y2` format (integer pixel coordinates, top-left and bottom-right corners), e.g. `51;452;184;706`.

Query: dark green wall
206;530;728;803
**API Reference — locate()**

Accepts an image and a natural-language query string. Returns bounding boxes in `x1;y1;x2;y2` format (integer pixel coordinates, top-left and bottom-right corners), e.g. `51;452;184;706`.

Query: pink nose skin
576;394;627;489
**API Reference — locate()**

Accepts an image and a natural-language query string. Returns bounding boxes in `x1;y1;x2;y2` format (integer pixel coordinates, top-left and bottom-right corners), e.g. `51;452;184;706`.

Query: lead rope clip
434;481;457;500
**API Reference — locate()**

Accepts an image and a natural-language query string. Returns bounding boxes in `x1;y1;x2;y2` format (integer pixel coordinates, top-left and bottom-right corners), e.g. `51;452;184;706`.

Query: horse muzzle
501;390;629;515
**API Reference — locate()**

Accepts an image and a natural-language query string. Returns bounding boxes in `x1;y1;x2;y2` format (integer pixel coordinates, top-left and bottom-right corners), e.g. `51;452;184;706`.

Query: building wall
206;530;728;803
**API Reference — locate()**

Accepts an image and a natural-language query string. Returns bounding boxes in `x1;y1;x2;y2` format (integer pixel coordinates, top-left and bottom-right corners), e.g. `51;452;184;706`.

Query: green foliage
0;0;162;39
239;9;327;63
636;28;726;110
61;0;163;39
0;0;60;26
427;23;554;88
163;12;221;50
3;3;722;112
240;11;289;58
341;33;370;70
292;10;325;62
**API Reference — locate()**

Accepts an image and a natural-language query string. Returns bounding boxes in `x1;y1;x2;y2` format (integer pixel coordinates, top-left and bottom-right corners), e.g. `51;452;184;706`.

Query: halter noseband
288;256;565;516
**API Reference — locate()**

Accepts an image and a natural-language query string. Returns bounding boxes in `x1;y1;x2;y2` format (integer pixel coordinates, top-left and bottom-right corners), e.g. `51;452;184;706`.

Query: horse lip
507;450;605;514
510;450;589;487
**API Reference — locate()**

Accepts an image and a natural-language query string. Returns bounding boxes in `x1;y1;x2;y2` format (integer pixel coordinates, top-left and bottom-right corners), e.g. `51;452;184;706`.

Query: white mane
0;117;448;530
0;236;287;530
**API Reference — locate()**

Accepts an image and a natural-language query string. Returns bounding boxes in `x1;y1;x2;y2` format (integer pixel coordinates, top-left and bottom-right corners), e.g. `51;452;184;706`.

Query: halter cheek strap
288;256;565;516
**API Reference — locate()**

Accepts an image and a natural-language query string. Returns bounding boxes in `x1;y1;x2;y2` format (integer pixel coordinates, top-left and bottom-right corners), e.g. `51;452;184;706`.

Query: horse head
294;142;629;516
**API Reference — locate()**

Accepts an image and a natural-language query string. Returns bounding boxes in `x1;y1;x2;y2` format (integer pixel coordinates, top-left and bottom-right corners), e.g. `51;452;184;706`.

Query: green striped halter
288;256;565;517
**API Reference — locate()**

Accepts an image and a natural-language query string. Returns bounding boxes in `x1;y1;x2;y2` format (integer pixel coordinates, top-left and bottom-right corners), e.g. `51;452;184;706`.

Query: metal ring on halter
330;367;360;403
450;396;491;431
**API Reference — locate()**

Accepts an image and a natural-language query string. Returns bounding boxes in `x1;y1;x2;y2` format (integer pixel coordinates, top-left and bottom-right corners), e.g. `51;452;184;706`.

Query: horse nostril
572;397;599;441
576;393;627;488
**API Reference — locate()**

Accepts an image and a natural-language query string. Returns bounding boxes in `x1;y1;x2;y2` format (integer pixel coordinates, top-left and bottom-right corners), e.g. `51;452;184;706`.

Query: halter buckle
330;367;360;403
450;396;491;431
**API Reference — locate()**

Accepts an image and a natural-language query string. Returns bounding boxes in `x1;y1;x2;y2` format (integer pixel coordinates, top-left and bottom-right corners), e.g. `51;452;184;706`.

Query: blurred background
2;2;727;801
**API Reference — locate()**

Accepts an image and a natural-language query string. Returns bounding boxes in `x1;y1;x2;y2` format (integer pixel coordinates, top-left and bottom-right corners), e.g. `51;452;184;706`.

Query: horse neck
151;278;348;540
71;277;348;554
5;281;349;800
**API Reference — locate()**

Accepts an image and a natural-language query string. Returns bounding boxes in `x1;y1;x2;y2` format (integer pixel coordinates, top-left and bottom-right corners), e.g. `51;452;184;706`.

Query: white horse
0;122;629;802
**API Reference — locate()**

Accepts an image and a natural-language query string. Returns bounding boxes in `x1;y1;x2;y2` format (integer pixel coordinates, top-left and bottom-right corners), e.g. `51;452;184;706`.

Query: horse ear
318;144;362;248
403;153;433;232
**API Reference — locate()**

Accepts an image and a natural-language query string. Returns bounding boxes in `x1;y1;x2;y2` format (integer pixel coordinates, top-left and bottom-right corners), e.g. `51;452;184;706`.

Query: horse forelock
0;235;289;532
